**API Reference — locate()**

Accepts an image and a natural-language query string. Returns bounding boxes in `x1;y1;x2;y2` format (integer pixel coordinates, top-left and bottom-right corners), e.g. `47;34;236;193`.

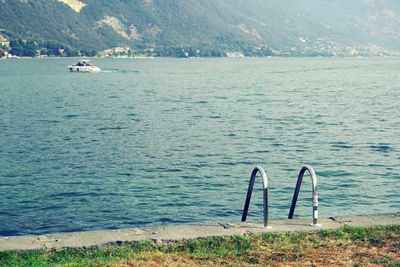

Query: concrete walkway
1;213;399;251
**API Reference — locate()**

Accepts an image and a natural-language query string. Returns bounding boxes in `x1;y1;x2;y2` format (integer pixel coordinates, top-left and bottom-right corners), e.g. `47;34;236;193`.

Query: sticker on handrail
313;194;318;206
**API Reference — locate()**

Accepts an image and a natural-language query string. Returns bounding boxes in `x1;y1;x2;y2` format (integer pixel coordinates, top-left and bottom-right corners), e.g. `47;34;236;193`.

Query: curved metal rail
288;165;320;226
241;166;269;228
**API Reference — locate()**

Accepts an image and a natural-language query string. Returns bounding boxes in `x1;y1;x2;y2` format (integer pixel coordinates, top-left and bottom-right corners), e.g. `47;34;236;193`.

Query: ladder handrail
288;165;320;226
241;166;269;227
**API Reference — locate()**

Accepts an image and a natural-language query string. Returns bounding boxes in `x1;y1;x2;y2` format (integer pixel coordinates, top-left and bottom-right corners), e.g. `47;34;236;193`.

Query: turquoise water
0;57;399;236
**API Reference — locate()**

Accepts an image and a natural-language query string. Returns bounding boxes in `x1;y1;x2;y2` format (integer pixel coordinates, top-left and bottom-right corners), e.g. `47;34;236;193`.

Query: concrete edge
1;212;399;251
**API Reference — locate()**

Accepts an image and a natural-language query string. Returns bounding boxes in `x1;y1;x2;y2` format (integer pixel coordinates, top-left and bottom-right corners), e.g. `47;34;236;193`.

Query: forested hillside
1;0;399;57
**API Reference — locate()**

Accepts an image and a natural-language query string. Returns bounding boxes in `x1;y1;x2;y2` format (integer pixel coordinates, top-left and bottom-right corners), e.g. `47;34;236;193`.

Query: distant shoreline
2;55;400;60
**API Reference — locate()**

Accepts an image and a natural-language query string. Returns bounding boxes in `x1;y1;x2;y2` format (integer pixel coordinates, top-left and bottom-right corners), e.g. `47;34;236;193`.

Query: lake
0;57;399;236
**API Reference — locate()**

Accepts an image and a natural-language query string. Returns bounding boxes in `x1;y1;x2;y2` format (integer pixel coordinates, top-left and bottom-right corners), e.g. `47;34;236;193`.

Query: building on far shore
226;52;245;58
0;34;9;47
0;33;9;58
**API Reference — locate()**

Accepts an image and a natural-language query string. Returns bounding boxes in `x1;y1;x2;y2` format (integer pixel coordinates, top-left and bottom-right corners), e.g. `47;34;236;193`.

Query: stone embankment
1;213;399;251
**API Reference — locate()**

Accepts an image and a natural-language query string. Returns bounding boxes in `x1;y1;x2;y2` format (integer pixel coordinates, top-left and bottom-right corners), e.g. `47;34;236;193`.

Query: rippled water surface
0;57;399;236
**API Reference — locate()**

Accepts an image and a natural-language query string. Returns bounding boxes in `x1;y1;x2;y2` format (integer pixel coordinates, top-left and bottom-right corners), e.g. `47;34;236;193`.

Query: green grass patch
166;235;253;256
1;224;399;266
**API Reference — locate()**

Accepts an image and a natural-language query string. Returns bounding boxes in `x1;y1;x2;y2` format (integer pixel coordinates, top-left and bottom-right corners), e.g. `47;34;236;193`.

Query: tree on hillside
64;47;79;57
9;39;38;57
80;49;98;57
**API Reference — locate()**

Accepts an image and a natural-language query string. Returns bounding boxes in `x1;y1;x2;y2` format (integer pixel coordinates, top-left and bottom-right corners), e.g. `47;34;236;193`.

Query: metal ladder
241;165;320;228
288;165;320;226
241;166;270;228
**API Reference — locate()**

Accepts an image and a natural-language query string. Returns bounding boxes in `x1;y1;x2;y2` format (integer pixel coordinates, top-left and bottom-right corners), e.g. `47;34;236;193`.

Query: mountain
1;0;399;56
224;0;400;55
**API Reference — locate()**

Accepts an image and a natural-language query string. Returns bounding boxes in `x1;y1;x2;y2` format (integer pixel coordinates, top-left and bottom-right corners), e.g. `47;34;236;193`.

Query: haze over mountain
1;0;399;56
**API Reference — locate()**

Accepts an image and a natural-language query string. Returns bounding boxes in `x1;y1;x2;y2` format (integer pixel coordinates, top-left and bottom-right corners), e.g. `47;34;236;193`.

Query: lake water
0;57;399;236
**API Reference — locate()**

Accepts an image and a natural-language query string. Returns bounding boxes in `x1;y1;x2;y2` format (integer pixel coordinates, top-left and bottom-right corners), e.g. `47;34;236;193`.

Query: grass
1;225;400;266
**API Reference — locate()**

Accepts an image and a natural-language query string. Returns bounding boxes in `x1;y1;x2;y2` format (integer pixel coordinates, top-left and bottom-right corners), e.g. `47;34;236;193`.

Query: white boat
68;60;101;72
